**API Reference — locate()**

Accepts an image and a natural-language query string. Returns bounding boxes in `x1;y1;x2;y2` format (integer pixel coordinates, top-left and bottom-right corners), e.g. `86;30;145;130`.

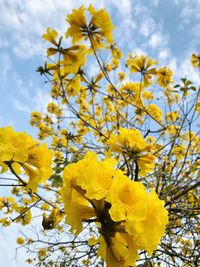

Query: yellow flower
38;248;47;258
47;102;62;116
142;91;154;100
172;145;186;160
191;53;200;68
40;203;50;211
106;172;148;222
24;143;53;192
97;233;139;267
65;5;87;43
0;127;53;192
88;4;114;44
137;154;155;176
30;112;42;126
42;208;64;230
157;66;173;88
120;82;144;106
118;71;126;81
0;126;36;163
126;55;157;86
62;151;117;201
15;207;32;225
66;5;114;49
109;127;147;153
65;74;83;97
0;217;11;226
63;189;95;234
146;103;163;122
111;46;123;59
16;237;25;245
166;111;179;122
42;27;58;46
76;152;117;200
61;44;87;73
109;127;156;176
126;189;168;254
60;149;168;266
195;101;200;112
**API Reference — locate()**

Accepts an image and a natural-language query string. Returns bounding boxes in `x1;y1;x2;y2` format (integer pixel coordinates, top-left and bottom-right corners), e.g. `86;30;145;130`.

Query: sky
0;0;200;266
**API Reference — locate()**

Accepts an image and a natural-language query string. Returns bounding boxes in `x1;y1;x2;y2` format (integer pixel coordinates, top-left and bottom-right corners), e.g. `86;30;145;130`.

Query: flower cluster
61;152;168;266
126;55;157;86
66;4;114;49
109;127;156;176
191;53;200;68
0;127;53;192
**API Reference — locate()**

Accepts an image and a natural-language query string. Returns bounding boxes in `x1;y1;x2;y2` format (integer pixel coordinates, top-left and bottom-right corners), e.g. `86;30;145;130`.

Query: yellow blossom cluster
0;126;53;192
126;55;157;86
0;4;199;266
109;127;156;176
66;5;114;49
157;66;174;88
61;151;168;266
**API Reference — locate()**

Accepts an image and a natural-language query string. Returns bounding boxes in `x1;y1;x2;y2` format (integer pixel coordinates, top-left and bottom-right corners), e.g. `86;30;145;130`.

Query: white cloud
139;18;156;37
148;32;168;48
0;0;135;59
158;49;171;60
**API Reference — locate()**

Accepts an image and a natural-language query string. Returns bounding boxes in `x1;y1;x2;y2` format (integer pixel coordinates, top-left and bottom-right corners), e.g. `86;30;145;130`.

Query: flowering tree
0;4;199;267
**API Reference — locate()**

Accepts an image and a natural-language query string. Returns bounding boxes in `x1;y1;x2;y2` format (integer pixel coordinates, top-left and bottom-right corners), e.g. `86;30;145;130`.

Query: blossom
63;189;95;234
30;112;42;126
66;5;114;49
109;127;156;175
166;111;180;122
126;189;169;254
42;27;58;46
76;152;117;200
88;4;114;44
137;154;156;176
38;248;47;258
157;66;173;88
16;237;25;245
126;55;157;86
0;127;53;192
97;233;139;267
65;5;87;43
119;82;144;106
61;151;168;266
106;172;148;222
146;103;163;122
109;127;147;153
61;44;87;73
47;102;62;116
65;74;83;97
191;53;200;68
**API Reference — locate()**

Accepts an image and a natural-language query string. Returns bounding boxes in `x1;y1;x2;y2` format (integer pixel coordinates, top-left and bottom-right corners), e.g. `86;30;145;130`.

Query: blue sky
0;0;200;266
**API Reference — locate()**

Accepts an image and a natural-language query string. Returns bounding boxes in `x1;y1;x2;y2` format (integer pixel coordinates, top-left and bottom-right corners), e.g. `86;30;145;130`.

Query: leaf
181;78;186;83
49;174;63;187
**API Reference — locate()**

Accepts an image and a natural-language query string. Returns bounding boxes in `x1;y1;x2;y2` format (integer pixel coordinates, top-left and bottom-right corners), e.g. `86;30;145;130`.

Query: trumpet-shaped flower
0;127;53;192
106;173;148;222
126;189;168;254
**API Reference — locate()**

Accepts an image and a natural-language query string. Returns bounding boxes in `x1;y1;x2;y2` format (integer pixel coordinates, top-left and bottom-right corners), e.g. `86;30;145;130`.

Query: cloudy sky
0;0;200;266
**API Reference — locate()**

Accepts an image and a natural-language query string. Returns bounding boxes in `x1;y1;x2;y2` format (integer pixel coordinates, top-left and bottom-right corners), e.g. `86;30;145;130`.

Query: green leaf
49;174;63;187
